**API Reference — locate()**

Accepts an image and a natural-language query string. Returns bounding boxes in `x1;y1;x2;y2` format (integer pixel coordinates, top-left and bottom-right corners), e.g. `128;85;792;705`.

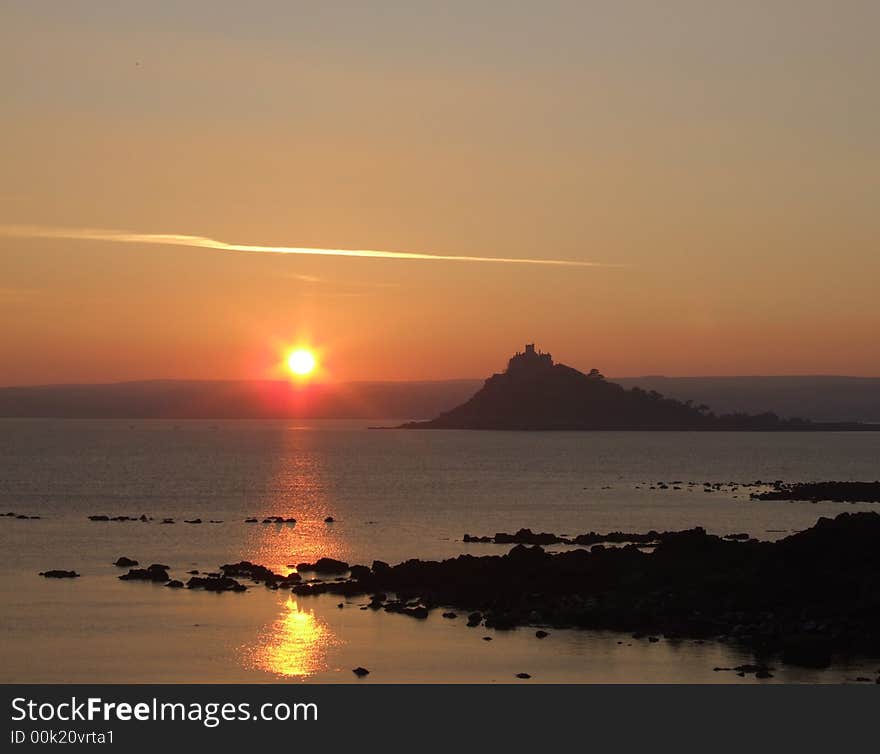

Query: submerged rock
39;570;80;578
114;557;139;567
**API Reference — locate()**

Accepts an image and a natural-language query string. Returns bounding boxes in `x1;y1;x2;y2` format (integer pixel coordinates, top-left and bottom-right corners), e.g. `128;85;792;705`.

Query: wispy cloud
0;225;625;268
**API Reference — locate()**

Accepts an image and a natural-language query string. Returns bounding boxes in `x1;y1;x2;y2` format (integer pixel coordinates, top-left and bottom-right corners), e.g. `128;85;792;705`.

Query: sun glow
287;348;317;377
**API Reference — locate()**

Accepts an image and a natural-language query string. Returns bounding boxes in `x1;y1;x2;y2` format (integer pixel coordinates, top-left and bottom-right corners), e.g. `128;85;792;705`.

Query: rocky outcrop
400;345;870;431
289;511;880;666
751;481;880;503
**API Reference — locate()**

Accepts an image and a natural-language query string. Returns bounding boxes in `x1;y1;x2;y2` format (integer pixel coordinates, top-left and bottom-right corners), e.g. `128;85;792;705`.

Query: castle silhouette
507;343;553;373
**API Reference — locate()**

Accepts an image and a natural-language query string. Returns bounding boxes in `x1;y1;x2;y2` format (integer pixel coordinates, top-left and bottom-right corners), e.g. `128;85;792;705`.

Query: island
400;344;878;431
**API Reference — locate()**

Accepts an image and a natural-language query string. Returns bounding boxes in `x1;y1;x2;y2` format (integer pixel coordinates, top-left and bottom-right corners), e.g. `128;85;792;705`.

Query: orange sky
2;2;879;385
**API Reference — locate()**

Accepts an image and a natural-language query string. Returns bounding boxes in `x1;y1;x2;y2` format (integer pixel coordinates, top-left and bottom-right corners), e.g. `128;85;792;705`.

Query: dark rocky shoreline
104;510;880;671
282;511;880;668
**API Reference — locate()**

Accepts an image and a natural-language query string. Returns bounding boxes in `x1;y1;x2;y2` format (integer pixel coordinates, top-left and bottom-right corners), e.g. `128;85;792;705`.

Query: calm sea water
2;419;879;683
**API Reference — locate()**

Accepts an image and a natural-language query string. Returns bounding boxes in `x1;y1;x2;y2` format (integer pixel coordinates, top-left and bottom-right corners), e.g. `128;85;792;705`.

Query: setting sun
287;348;317;377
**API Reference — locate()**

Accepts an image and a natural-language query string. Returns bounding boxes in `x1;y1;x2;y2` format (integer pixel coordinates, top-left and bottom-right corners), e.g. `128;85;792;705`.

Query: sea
2;419;879;683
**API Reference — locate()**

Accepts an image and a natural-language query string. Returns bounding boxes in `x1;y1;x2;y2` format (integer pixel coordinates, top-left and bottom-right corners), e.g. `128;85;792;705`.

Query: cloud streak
0;225;624;268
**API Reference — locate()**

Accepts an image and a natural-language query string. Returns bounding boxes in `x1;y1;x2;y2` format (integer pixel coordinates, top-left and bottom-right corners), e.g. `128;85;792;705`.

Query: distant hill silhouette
615;375;880;423
0;379;479;420
2;368;879;423
400;345;877;431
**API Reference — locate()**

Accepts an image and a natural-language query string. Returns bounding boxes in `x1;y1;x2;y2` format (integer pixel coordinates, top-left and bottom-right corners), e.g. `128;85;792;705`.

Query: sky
2;1;878;384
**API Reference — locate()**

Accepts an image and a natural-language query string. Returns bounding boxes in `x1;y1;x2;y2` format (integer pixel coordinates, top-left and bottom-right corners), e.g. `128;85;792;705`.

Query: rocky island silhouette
401;344;878;431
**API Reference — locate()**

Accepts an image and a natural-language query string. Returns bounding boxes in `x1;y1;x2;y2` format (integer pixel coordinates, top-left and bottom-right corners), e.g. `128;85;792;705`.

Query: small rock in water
535;630;549;639
184;518;202;524
165;580;184;589
482;636;493;641
39;570;80;578
515;673;531;679
324;516;335;523
442;612;457;619
114;557;139;567
352;667;370;677
119;565;170;582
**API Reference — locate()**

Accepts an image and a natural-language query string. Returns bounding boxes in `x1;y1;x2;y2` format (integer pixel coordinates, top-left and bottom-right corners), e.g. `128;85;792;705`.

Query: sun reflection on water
249;597;337;678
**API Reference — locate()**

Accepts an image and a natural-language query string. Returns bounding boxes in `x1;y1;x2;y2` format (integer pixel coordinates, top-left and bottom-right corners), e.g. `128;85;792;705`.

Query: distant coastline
2;372;880;424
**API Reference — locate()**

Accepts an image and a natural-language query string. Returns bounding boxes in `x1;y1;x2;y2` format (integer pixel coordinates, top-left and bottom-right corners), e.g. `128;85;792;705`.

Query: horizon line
2;373;879;390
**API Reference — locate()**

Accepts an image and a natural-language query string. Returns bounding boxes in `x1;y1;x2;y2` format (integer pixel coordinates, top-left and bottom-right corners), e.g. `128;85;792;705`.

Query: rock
160;518;175;524
220;561;285;584
338;603;344;609
114;557;139;567
535;630;549;639
349;565;371;581
352;667;369;677
752;481;880;503
39;570;80;578
648;636;660;643
781;635;833;668
244;518;258;523
515;673;532;679
467;612;483;627
119;565;169;582
482;636;493;641
324;516;335;523
184;518;202;524
186;575;246;592
371;560;390;574
442;612;458;619
312;557;350;574
88;515;109;521
187;570;199;575
165;580;184;589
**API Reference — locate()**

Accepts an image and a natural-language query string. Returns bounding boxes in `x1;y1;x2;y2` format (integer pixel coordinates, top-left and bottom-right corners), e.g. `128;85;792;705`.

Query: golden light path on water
239;435;345;677
249;597;337;678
